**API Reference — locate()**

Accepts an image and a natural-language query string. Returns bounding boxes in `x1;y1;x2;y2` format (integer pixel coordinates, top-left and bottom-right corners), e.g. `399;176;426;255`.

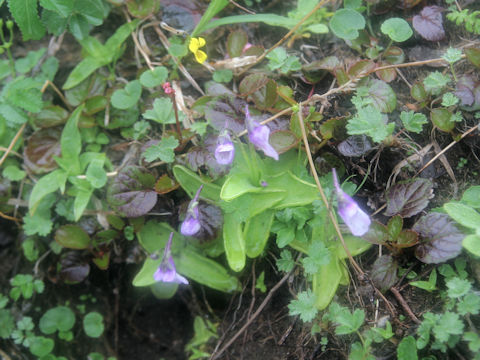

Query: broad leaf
384;178;433;218
8;0;46;40
413;213;464;264
412;6;445;41
55;225;90;249
371;255;397;292
107;165;157;217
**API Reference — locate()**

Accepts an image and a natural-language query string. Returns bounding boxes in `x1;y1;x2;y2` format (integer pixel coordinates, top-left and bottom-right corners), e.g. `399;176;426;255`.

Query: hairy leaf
385;178;433;218
8;0;46;40
413;213;464;264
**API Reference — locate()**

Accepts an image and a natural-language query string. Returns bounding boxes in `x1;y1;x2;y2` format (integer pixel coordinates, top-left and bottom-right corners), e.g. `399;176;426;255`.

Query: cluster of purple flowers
153;107;371;285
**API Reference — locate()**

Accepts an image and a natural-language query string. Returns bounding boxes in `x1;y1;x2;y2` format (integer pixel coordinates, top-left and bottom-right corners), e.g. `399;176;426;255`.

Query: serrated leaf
143;97;177;124
346;105;394;143
142;136;179;163
397;336;418;360
400;111;428;133
288;290;318;322
412;6;445;42
8;0;46;40
414;213;464;264
385;178;433;218
367;79;397;113
39;0;73;17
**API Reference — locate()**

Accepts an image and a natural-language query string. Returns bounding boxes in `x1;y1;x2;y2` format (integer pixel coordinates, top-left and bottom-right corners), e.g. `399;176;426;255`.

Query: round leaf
381;18;413;42
29;336;54;357
83;312;104;338
39;306;75;334
139;66;168;88
329;9;365;40
111;80;142;110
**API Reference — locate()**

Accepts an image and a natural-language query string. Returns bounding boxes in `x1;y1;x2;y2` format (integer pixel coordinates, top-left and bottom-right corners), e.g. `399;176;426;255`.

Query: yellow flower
189;37;207;64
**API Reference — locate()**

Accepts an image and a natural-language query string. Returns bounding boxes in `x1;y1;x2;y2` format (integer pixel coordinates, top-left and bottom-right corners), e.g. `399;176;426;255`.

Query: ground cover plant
0;0;480;359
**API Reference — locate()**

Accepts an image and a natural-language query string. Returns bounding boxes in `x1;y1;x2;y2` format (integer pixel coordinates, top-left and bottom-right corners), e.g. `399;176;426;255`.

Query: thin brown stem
0;123;26;167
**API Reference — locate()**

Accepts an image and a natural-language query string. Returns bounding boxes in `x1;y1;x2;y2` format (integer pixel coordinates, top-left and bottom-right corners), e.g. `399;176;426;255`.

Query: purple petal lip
332;168;371;236
245;105;279;160
215;133;235;165
153;232;189;284
181;212;201;236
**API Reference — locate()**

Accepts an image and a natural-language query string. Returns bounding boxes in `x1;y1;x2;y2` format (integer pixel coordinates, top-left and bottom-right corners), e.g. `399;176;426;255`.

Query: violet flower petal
332;168;371;236
245;106;279;160
153;233;189;284
180;185;203;237
215;132;235;165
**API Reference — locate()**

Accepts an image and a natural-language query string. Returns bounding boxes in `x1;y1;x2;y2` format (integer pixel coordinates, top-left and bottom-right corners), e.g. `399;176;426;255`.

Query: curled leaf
413;213;464;264
385;179;433;218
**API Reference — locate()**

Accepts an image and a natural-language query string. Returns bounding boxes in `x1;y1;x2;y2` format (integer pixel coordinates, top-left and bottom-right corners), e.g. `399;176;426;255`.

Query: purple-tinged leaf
385;178;433;218
395;230;419;248
59;251;90;283
337;135;373;157
24;128;61;174
455;76;480;110
239;74;277;110
367;79;397;113
107;165;157;218
412;6;445;42
413;213;464;264
204;97;247;133
376;62;397;83
371;255;398;292
183;202;223;242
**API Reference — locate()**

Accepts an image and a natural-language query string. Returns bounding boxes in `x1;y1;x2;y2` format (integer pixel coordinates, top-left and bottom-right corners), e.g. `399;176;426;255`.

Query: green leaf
301;241;330;274
423;71;450;95
447;277;471;298
139;66;168;88
191;0;229;37
62;57;103;90
266;47;301;74
442;92;459;107
213;69;233;83
0;309;15;339
463;234;480;257
244;210;274;258
173;164;221;202
23;210;53;236
40;0;74;17
55;224;90;249
73;0;105;26
380;18;413;42
29;169;67;213
444;202;480;230
397;336;418;360
143;97;177;124
86;158;107;188
442;47;462;64
143;136;179;163
29;336;54;357
8;0;46;40
58;105;83;174
288;290;318;322
346;105;394;143
313;257;348;310
400;111;427;133
73;186;93;221
276;249;294;272
39;306;75;334
204;13;298;33
457;293;480;315
2;165;26;181
83;312;104;338
432;311;464;342
15;48;47;74
327;302;365;335
410;268;437;292
111;80;142;110
0;104;28;125
223;213;246;272
329;9;365;40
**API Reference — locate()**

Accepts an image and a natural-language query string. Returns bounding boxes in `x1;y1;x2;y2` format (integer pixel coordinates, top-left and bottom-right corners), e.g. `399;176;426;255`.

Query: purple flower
153;232;188;284
245;106;279;160
332;168;371;236
215;131;235;165
180;185;203;236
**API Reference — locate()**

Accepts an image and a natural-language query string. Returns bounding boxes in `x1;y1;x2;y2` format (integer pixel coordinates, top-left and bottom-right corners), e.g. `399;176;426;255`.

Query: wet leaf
348;59;376;79
412;6;445;42
413;213;464;264
227;30;247;58
395;230;419;248
24;128;61;174
385;178;433;217
107;165;157;218
371;255;398;292
59;252;90;283
55;225;91;249
337;135;373;157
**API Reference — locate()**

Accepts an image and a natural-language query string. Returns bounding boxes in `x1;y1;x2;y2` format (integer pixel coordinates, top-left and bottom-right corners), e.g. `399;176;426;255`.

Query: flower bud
245;105;279;160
